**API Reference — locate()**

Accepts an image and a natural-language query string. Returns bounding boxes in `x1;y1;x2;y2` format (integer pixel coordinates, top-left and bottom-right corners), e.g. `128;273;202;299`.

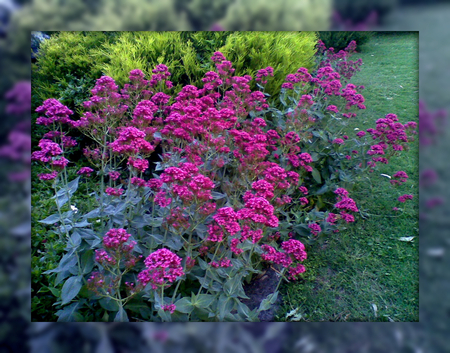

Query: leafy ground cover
278;32;419;322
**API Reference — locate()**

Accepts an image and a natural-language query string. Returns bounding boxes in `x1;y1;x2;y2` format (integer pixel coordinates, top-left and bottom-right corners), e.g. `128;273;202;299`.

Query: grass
277;32;419;322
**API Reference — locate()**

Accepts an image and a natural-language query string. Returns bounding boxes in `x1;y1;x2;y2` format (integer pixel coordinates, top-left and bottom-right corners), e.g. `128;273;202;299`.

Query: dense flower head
77;167;94;176
162;304;176;314
155;190;172;207
334;197;359;212
95;249;116;266
38;171;58;181
131;177;147;187
230;238;243;255
138;249;184;289
332;138;344;145
281;239;307;261
110;127;155;155
252;179;275;199
255;67;274;84
326;105;339;113
207;223;225;242
237;196;279;227
391;171;409;185
356;131;366;138
132;100;158;125
128;157;149;173
31;139;63;163
398;194;414;203
334;188;349;197
299;197;309;205
51;157;69;170
260;245;292;268
103;228;132;249
308;223;322;236
35;98;74;126
288;263;306;280
109;171;121;180
213;207;241;235
105;187;124;196
146;178;163;190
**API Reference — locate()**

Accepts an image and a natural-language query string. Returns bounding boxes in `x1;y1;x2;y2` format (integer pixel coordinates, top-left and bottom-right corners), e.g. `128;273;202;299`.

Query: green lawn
277;32;419;322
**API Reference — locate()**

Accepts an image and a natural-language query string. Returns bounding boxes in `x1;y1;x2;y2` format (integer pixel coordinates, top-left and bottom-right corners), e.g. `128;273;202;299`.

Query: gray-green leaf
61;276;83;305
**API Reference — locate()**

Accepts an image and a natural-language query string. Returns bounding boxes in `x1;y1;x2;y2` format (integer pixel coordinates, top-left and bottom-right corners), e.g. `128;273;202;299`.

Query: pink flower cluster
105;187;124;196
332;188;358;223
35;98;74;126
261;239;308;280
160;163;215;203
103;228;132;249
237;196;279;228
398;194;413;203
137;249;184;290
390;171;408;185
364;113;417;169
213;207;241;235
110;127;155;156
77;167;94;177
255;67;274;85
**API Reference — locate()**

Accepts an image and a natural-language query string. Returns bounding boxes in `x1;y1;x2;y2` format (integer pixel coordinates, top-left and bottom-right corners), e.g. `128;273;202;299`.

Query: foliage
14;0;331;31
219;0;331;30
318;31;373;52
333;0;399;24
31;43;416;322
32;31;113;104
218;32;318;99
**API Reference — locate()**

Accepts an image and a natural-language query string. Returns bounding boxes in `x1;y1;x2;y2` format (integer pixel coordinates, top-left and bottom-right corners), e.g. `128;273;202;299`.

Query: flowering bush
33;44;416;321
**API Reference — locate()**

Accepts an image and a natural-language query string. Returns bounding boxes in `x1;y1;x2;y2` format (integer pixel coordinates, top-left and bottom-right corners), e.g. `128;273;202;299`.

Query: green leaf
73;220;91;228
223;274;250;299
44;251;77;274
194;294;216;309
217;294;234;321
39;213;61;225
315;184;329;195
174;297;194;314
56;301;85;322
99;297;120;312
83;208;100;219
258;291;278;312
80;250;94;274
114;307;129;322
66;231;81;249
311;167;322;184
61;276;83;305
211;192;226;200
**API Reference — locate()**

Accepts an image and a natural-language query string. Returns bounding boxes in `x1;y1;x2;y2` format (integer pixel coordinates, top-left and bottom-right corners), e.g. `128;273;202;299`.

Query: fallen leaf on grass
371;303;378;317
399;236;415;242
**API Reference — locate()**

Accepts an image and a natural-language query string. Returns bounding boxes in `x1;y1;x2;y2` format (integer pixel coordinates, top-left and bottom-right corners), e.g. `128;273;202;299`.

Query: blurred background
1;0;449;352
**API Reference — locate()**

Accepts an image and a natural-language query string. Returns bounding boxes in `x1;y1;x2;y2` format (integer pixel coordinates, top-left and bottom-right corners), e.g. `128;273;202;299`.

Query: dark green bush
318;31;373;52
333;0;398;24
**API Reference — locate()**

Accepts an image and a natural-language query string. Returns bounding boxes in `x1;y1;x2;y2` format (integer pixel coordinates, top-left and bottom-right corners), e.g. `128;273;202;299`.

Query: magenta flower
138;249;184;289
162;304;176;314
77;167;94;177
105;187;124;196
308;223;322;236
398;194;413;203
281;239;307;261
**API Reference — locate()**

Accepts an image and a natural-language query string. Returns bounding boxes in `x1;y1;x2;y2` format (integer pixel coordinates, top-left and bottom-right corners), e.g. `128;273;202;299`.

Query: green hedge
33;31;318;114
